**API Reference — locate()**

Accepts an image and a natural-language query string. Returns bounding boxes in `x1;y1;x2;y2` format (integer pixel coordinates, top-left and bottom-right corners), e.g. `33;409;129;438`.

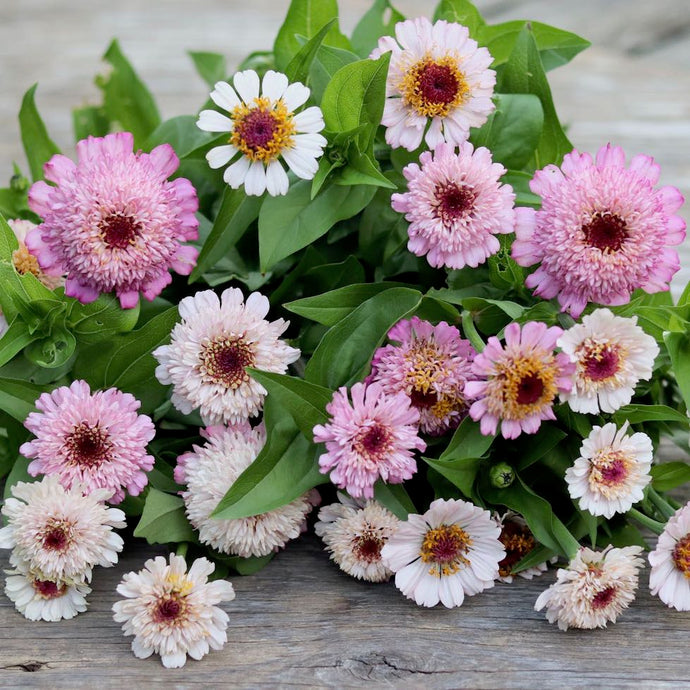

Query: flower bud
490;462;515;488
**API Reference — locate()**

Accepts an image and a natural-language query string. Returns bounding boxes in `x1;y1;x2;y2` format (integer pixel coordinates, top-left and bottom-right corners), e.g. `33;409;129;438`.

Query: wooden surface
0;0;689;687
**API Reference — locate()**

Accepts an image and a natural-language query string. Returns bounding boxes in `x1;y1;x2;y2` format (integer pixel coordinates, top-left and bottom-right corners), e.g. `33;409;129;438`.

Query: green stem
175;542;189;560
628;508;666;535
461;310;485;353
648;487;678;520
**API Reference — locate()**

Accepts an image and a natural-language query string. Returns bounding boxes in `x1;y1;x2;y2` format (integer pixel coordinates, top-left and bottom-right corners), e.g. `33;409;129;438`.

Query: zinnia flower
495;512;551;583
26;132;199;308
153;288;300;425
565;422;652;519
4;553;91;622
649;502;690;611
367;316;476;435
535;545;644;630
371;17;495;150
391;143;515;269
314;493;400;582
7;219;64;290
512;144;686;317
381;497;504;608
175;424;319;557
197;70;326;196
0;476;125;581
557;308;659;414
20;380;156;504
313;382;426;499
113;554;236;668
465;322;575;439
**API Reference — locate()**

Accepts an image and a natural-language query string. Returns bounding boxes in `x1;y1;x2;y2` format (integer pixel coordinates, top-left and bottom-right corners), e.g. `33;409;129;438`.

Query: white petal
262;70;289;102
210;81;241;111
244;160;267;196
282;82;310;111
206;145;237;169
293;106;325;134
223;156;251;188
233;70;260;103
265;160;289;196
282;148;318;179
197;110;233;132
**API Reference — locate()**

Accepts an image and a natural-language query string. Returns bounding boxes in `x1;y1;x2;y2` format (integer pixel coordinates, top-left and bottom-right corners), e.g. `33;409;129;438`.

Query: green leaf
258;180;376;271
651;462;690;492
471;93;544;170
502;170;541;207
216;553;275;576
246;369;331;439
514;424;567;471
351;0;405;58
309;44;360;103
285;20;337;83
0;319;39;368
24;325;76;369
145;115;218;158
497;25;572;167
273;0;351;71
665;332;690;413
3;457;37;501
0;378;44;423
423;456;482;499
433;0;486;35
336;150;397;189
68;294;140;345
18;85;60;181
613;404;690;426
321;53;391;153
72;105;110;141
98;40;161;149
305;287;422;388
188;51;227;87
191;188;262;281
133;489;197;544
373;482;416;520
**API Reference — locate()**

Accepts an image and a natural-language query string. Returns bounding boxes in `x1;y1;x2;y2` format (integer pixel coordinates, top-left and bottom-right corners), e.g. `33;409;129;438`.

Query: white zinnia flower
380;497;504;608
565;422;652;519
649;502;690;611
4;553;91;622
557;308;659;414
494;511;551;583
535;545;644;630
315;493;400;583
175;424;319;557
154;288;300;426
0;476;125;581
196;69;326;196
113;554;236;668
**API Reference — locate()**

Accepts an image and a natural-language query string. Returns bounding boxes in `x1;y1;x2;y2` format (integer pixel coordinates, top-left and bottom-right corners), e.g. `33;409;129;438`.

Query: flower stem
461;310;485;353
628;507;666;535
176;542;189;560
648;487;678;520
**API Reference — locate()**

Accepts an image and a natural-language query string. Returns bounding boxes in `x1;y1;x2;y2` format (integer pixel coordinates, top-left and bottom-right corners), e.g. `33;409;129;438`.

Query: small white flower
649;502;690;611
381;497;504;608
315;493;400;583
154;287;300;426
197;69;326;196
565;422;652;519
0;476;125;581
557;308;659;414
535;545;644;630
113;554;236;668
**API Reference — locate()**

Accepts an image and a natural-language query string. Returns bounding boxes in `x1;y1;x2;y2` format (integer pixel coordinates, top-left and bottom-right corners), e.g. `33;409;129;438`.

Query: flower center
152;593;187;624
515;373;545;405
201;336;255;389
498;520;536;578
42;521;72;552
591;585;618;609
32;577;67;599
352;533;384;563
231;97;296;163
672;534;690;578
64;423;112;468
400;56;469;118
99;212;141;249
12;244;42;277
357;424;391;457
409;387;438;409
589;449;631;496
434;182;477;226
420;524;472;576
582;211;628;252
580;341;622;382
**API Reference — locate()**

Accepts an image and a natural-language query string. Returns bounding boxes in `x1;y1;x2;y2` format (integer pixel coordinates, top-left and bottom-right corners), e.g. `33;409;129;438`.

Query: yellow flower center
588;448;631;498
12;244;42;277
672;534;690;578
399;55;469;118
230;97;296;163
420;524;472;576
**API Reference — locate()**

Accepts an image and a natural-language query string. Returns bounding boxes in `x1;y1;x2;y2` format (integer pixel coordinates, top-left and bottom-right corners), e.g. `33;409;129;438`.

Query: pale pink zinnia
371;18;495;150
153;288;300;425
649;502;690;611
466;322;575;439
20;380;155;504
391;142;515;269
26;132;199;308
367;316;476;435
512;144;686;317
313;382;426;499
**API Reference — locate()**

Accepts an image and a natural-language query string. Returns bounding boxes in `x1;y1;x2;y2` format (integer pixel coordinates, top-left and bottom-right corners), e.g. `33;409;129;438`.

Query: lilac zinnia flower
512;144;686;317
26;132;199;308
368;316;476;435
20;380;155;504
392;142;515;269
465;322;575;439
313;382;426;499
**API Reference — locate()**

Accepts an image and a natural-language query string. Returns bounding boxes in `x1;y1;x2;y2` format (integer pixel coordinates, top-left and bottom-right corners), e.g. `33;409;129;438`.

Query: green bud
490;462;515;489
10;173;29;193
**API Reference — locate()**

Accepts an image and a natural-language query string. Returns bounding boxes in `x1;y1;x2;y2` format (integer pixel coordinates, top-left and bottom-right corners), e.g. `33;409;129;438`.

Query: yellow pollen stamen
12;245;42;277
588;448;631;498
672;534;690;578
420;524;473;577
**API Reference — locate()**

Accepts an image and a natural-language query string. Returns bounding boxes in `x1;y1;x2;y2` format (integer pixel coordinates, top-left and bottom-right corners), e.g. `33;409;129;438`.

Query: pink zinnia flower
512;144;685;317
368;316;476;435
371;18;495;150
392;142;515;269
26;132;199;308
20;380;155;504
465;322;575;439
313;382;426;499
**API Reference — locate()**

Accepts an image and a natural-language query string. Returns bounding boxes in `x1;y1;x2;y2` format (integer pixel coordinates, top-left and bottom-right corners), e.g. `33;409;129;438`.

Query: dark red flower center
64;423;112;468
421;525;472;572
201;336;255;389
516;373;545;405
672;534;690;577
599;457;628;484
434;182;476;226
582;212;628;252
583;345;620;381
32;578;66;599
417;63;460;106
353;534;384;563
42;523;71;551
498;520;536;577
152;595;186;623
235;109;279;152
100;212;141;249
591;585;617;609
409;387;438;409
358;424;390;456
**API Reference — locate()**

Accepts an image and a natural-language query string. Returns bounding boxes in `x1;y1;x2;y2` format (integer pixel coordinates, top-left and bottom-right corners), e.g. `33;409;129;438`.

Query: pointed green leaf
133;489;197;544
351;0;405;58
18;84;60;181
188;51;227;87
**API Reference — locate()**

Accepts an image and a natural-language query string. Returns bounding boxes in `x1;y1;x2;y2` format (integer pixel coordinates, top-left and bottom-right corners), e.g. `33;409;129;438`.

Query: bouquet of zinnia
1;0;688;668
